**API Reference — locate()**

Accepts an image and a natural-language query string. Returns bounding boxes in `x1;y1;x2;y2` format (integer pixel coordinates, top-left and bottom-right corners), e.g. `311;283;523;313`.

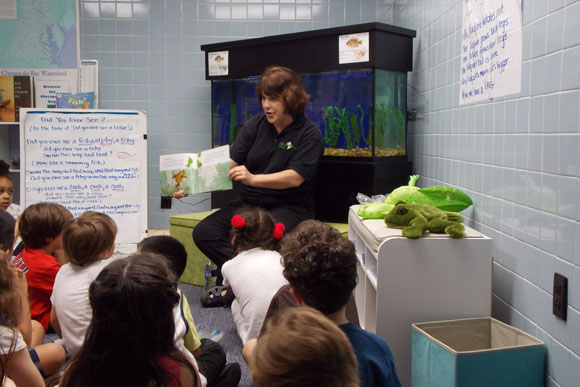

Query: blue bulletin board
20;109;148;244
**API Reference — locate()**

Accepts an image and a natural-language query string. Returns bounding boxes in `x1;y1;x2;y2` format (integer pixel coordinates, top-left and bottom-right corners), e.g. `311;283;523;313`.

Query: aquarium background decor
211;68;407;159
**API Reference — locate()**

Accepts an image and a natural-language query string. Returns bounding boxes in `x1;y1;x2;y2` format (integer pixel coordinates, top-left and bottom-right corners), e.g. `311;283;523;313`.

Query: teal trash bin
412;317;545;387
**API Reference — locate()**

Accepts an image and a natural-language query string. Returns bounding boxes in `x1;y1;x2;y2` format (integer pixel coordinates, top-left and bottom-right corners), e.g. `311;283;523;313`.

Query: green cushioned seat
169;211;216;286
323;222;349;238
169;210;348;286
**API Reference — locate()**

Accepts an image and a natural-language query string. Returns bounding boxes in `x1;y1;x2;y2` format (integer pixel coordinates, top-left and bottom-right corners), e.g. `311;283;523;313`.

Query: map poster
0;0;80;103
160;146;232;196
460;0;522;105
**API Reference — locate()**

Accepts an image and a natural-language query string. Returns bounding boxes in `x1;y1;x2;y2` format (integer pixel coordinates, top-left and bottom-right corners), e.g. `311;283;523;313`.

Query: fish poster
339;32;369;64
208;51;229;76
160;145;232;196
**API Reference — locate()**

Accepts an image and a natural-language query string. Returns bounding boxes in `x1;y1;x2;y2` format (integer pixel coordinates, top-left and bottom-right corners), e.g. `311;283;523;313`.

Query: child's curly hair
230;207;281;253
280;220;358;315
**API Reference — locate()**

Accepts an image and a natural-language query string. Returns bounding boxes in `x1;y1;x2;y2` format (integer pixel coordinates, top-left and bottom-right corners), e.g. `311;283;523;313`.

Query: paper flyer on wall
338;32;369;64
160;145;232;196
208;51;229;76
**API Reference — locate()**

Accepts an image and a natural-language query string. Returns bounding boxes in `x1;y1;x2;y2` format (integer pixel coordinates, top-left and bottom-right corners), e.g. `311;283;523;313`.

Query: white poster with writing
460;0;522;105
20;109;147;244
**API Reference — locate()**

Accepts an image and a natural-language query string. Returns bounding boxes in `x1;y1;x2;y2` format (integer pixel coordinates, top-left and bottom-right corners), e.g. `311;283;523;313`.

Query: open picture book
160;145;232;196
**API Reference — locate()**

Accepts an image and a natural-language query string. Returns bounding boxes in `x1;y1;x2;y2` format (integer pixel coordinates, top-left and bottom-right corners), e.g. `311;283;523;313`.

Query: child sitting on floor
1;211;65;384
139;235;240;387
0;211;16;262
252;306;359;387
60;253;201;387
220;207;288;344
1;253;45;387
10;202;73;346
1;160;23;257
0;160;21;219
50;211;119;358
245;219;402;387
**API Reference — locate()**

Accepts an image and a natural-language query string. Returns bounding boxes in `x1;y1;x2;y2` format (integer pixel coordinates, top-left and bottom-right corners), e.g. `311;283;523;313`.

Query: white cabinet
348;205;492;387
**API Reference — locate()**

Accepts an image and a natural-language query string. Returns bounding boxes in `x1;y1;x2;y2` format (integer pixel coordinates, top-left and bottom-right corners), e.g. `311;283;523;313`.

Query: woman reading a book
174;65;324;307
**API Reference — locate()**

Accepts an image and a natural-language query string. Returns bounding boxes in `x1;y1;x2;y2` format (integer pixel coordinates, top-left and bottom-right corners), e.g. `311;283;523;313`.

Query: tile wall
78;0;394;228
395;0;580;385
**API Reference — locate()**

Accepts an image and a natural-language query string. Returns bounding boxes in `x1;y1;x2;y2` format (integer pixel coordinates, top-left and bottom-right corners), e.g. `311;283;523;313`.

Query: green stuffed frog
384;201;465;239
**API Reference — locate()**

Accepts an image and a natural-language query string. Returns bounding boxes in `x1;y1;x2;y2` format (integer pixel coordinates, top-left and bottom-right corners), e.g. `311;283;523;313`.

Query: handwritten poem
23;111;145;244
460;0;522;104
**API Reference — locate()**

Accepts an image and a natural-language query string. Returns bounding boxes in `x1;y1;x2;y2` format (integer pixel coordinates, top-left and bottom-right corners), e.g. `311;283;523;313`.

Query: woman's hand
228;166;304;189
172;190;188;199
228;165;255;186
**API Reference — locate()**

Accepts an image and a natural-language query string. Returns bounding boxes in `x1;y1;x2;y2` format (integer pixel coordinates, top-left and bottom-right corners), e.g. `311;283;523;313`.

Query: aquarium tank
211;68;407;159
202;22;416;220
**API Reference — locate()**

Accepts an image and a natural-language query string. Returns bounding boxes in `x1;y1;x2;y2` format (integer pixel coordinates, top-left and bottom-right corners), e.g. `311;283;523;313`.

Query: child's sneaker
200;329;224;343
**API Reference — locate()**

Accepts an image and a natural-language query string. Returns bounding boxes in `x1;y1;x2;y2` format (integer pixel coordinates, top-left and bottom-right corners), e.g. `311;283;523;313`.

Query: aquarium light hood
201;22;416;80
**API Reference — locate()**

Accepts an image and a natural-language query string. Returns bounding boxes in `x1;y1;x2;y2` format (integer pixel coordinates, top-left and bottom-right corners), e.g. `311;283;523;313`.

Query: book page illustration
160;145;232;195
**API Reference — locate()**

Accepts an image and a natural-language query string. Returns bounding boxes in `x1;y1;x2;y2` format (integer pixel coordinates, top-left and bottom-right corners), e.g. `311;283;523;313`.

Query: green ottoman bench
169;211;348;286
169;211;216;286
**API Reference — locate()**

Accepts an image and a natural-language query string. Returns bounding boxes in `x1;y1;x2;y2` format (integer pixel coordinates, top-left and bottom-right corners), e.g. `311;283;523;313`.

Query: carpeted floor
179;282;252;387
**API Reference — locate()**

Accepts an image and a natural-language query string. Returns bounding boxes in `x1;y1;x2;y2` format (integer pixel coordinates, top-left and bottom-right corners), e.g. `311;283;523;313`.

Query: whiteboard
19;109;147;244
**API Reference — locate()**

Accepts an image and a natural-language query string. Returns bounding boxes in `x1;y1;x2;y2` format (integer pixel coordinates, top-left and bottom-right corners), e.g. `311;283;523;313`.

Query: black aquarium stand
314;158;413;223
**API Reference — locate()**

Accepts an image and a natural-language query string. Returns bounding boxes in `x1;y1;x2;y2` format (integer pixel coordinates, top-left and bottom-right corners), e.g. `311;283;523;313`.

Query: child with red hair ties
219;207;287;344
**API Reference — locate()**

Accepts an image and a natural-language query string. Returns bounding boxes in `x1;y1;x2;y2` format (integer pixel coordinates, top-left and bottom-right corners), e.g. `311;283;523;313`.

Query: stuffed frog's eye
396;207;408;215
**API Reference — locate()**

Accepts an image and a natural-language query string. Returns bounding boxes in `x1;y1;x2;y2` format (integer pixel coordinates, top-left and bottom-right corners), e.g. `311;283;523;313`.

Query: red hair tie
273;223;285;240
231;215;246;229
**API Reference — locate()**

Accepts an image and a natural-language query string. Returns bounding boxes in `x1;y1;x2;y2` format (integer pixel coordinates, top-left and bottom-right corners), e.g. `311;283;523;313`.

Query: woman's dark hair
230;207;280;253
256;66;310;118
60;253;197;387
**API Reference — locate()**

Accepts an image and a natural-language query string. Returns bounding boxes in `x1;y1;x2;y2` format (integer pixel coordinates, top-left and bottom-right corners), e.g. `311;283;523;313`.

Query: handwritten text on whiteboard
23;111;144;244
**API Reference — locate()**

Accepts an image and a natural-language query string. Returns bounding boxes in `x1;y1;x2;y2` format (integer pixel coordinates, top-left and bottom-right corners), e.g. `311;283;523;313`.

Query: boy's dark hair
0;211;15;252
19;202;73;249
230;207;279;253
139;235;187;278
62;211;117;267
256;66;310;119
280;220;357;315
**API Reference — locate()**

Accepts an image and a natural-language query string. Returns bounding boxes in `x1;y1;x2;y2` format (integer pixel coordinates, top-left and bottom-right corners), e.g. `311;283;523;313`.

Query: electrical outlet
161;196;172;209
552;273;567;321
